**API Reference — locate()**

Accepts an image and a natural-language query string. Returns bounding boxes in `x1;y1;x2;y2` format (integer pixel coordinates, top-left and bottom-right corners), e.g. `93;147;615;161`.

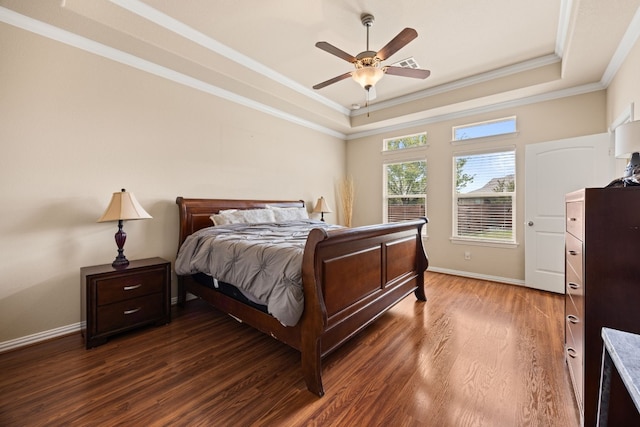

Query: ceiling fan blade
315;42;357;63
384;66;431;79
376;28;418;61
313;72;353;90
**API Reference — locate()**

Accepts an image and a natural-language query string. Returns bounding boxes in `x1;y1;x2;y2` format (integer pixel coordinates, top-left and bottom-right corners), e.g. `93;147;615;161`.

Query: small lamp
313;196;332;222
98;189;152;268
612;120;640;186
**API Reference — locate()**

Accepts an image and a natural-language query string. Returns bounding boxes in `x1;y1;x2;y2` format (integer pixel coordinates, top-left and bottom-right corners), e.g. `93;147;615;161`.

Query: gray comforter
175;220;340;326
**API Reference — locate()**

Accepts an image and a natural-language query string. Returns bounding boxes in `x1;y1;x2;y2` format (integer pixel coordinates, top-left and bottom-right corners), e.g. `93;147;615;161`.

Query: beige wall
347;91;607;282
0;24;346;343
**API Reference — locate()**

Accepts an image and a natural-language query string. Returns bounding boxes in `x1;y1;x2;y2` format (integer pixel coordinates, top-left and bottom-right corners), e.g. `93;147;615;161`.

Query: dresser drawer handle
123;284;142;291
568;250;579;256
123;307;141;315
567;347;577;358
568;282;580;290
568;217;577;222
567;314;579;324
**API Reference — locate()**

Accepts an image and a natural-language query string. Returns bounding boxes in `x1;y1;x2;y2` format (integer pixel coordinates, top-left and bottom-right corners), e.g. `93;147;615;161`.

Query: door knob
528;221;534;226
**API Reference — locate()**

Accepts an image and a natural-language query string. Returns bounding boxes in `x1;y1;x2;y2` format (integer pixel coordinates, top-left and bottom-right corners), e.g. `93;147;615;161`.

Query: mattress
175;220;341;326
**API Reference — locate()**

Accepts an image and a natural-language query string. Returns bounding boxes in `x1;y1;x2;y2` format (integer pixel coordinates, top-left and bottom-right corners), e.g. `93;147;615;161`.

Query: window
453;117;516;141
384;160;427;223
384;132;427;151
453;150;515;243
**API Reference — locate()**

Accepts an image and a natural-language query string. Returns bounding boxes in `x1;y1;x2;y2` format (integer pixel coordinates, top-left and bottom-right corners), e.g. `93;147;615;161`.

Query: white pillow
268;205;309;221
210;212;235;226
210;208;275;225
232;208;276;224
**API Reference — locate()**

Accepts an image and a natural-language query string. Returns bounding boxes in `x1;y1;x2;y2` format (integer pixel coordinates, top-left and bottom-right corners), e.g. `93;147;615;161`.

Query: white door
524;133;611;293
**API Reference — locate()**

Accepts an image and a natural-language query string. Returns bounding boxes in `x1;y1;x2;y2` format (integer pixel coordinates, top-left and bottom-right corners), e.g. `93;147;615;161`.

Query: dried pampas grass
339;176;355;227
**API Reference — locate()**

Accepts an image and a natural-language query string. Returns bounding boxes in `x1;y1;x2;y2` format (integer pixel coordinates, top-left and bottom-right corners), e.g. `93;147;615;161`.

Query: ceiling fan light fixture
351;66;384;90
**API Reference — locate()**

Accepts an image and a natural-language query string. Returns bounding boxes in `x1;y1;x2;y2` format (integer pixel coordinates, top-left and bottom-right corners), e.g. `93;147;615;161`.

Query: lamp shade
614;120;640;158
352;66;384;90
97;189;152;222
313;196;332;214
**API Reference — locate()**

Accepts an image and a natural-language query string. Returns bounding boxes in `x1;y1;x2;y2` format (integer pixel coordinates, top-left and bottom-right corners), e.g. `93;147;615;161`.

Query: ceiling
2;0;640;137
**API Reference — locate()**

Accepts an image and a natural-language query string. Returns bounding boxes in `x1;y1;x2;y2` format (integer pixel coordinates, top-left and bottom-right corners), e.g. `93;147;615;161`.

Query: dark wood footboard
175;197;428;397
300;219;428;395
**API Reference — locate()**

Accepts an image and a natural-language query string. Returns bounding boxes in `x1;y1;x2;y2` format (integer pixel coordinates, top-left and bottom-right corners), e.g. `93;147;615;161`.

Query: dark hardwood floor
0;272;580;426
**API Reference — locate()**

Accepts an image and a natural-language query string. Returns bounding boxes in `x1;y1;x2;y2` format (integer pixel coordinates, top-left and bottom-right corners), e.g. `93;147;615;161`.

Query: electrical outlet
464;251;471;260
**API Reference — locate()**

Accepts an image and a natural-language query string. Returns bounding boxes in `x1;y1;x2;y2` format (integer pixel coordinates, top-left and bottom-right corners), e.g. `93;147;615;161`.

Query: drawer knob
567;347;577;358
568;250;579;256
568;282;580;290
568;217;577;222
123;284;142;291
124;307;141;315
567;314;579;324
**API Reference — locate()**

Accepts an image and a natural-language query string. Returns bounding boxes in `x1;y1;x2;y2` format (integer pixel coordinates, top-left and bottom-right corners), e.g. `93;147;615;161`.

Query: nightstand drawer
96;293;164;334
97;269;165;306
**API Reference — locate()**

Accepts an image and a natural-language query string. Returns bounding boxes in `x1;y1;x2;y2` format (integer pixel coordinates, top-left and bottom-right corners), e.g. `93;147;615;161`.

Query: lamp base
112;254;129;268
607;152;640;187
112;220;129;268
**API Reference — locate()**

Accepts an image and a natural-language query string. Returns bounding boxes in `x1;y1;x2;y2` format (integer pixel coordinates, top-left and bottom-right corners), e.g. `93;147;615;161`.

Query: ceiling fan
313;13;431;101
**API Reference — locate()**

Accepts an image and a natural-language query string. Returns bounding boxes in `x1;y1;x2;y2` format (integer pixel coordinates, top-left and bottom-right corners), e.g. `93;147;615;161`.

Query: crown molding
0;7;347;140
345;82;604;140
601;3;640;86
350;54;561;117
2;2;636;142
108;0;350;116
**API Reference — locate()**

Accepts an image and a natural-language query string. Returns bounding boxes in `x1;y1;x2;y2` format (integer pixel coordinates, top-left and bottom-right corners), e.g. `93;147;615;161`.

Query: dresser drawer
96;293;164;334
565;299;583;361
565;233;583;283
566;326;584;413
96;269;165;306
565;292;584;410
566;201;583;239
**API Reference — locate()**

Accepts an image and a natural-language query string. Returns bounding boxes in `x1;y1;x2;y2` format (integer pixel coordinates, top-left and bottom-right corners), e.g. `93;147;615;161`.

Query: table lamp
98;189;152;268
313;196;332;222
614;120;640;186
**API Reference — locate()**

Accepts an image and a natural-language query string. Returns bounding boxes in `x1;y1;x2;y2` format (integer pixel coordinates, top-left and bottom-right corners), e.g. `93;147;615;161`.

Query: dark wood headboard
175;197;305;247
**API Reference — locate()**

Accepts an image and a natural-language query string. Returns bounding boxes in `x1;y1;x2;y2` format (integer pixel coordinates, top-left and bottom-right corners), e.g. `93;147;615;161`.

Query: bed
175;197;429;396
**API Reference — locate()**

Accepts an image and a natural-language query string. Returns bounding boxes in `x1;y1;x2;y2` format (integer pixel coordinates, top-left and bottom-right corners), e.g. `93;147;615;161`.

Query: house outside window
453;149;516;244
382;133;428;226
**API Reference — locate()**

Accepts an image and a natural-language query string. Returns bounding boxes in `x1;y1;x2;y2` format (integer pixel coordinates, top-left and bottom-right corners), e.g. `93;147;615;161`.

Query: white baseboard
427;266;525;286
0;322;82;354
0;296;186;354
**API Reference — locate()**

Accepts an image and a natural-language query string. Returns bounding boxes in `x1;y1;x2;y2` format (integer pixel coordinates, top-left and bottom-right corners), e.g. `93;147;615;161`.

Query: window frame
383;131;428;152
451;147;517;248
452;116;517;142
381;134;428;232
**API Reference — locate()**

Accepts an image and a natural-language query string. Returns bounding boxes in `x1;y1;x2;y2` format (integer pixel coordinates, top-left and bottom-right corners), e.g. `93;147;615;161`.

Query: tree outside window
385;160;427;223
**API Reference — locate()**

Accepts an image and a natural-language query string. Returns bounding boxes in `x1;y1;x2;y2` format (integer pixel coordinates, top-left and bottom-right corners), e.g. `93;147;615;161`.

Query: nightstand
81;257;171;349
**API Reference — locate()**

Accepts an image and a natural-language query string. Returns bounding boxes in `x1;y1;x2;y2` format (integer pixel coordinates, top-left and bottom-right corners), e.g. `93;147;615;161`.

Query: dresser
81;257;171;349
565;188;640;426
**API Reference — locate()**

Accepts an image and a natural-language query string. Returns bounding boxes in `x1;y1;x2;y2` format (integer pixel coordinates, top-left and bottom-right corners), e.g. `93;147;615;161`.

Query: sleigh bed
175;197;429;396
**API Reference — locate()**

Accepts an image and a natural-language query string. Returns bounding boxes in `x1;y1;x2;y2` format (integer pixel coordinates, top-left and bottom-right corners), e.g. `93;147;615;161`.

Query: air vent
391;57;419;69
